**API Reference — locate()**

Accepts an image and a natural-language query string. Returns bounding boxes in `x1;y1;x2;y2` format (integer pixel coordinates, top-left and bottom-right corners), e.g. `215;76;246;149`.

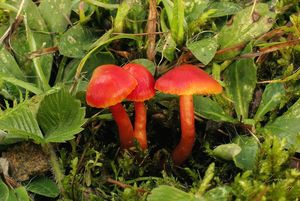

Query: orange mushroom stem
109;103;135;149
123;63;155;150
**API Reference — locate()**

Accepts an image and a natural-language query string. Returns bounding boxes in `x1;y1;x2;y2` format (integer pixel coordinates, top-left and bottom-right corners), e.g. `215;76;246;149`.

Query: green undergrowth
0;0;300;200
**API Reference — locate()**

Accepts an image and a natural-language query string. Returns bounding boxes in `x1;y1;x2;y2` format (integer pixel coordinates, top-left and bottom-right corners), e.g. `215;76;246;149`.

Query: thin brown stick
146;0;157;61
106;177;149;194
27;46;59;59
112;31;166;36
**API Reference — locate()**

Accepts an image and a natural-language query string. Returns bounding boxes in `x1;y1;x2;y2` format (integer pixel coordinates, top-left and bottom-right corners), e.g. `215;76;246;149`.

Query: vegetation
0;0;300;200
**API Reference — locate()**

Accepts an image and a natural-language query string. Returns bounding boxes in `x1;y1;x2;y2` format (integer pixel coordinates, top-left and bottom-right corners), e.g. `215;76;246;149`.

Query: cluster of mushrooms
86;63;222;165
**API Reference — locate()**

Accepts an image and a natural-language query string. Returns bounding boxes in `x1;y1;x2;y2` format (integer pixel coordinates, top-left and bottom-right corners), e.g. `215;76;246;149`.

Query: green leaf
8;190;18;201
254;83;285;122
37;88;86;143
156;33;176;62
131;59;156;75
187;37;218;65
0;73;43;95
171;0;184;45
0;178;9;201
147;185;195;201
216;3;276;59
0;46;25;80
39;0;72;33
224;45;257;120
262;98;300;152
58;24;96;58
212;143;241;161
207;2;241;18
24;0;53;85
194;96;235;123
233;136;259;170
0;100;44;144
204;186;231;201
14;187;30;201
26;177;59;198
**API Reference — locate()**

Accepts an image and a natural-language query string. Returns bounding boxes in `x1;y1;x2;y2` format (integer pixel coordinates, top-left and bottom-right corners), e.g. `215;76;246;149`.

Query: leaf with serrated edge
0;100;44;144
262;98;300;152
26;177;59;198
37;89;86;143
254;83;285;122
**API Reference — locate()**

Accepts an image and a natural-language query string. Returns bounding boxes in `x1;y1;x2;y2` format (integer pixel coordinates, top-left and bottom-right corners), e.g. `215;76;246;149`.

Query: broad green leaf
187;37;218;65
147;185;195;201
131;59;156;75
204;186;231;201
26;177;59;198
216;3;276;59
14;187;30;201
254;83;285;122
0;178;9;201
233;136;259;170
0;46;25;80
0;100;44;144
37;89;86;143
24;0;53;84
224;45;257;120
58;24;96;58
207;2;241;18
194;96;235;123
39;0;72;33
262;98;300;152
171;0;184;45
212;143;241;161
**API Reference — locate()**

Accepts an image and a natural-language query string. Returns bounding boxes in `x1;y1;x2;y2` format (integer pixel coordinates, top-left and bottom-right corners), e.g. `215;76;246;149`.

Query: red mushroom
123;63;155;150
155;64;222;165
86;64;137;149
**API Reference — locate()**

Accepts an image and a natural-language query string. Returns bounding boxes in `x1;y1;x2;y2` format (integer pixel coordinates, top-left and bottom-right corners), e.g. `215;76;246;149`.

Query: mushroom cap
155;64;222;95
86;64;138;108
123;63;155;102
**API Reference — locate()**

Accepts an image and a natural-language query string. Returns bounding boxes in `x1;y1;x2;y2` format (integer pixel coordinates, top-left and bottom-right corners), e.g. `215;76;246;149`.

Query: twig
146;0;157;61
112;31;166;36
106;177;149;194
27;46;59;59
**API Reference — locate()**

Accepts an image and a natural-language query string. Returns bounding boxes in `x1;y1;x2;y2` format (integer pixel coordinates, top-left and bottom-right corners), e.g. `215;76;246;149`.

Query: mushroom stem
172;95;195;165
133;101;148;150
109;103;134;149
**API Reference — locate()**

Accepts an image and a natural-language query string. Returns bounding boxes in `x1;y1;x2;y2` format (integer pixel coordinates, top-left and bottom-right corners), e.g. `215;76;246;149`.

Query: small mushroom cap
123;63;155;102
155;64;222;95
86;64;138;108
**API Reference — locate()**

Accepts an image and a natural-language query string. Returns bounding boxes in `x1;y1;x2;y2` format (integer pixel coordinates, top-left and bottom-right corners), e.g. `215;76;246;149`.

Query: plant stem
43;143;66;197
110;103;134;149
172;95;195;165
133;102;148;150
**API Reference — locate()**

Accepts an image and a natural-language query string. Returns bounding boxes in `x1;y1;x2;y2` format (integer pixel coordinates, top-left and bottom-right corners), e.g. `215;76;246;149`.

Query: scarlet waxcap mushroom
155;64;222;95
155;64;222;165
123;63;155;101
86;64;138;149
86;64;138;108
123;63;155;150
